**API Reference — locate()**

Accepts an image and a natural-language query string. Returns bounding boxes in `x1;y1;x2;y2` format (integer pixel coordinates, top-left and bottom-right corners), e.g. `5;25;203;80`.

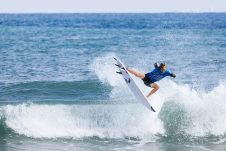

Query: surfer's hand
170;73;176;78
154;63;158;68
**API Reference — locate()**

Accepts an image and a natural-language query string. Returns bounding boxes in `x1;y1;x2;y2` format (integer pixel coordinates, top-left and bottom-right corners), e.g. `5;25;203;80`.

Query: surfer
127;63;176;98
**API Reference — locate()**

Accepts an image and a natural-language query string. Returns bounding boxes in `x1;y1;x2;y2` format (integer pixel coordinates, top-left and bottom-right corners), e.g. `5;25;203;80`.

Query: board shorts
142;74;154;87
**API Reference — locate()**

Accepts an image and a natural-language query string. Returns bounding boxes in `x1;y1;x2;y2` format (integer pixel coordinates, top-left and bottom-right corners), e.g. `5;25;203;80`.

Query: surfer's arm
170;73;176;78
154;63;159;68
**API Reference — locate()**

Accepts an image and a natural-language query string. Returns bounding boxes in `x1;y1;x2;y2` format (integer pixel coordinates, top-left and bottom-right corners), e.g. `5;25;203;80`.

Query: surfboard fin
121;67;126;70
115;64;127;71
115;64;121;67
116;71;122;74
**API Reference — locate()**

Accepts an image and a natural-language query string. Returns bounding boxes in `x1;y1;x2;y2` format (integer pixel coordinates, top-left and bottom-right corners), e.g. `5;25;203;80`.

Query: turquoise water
0;13;226;151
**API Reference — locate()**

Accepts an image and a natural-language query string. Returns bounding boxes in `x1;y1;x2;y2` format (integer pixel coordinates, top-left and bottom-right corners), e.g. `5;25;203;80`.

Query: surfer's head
160;63;167;72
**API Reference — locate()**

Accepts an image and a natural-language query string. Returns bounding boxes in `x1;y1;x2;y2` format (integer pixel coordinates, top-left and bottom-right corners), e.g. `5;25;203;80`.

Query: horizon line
0;11;226;14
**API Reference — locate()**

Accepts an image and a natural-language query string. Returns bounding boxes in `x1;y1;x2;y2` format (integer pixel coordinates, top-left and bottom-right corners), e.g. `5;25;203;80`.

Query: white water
1;54;226;140
2;103;162;139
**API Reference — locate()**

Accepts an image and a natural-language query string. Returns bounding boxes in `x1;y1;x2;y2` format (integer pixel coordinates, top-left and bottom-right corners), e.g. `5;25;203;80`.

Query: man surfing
127;63;176;98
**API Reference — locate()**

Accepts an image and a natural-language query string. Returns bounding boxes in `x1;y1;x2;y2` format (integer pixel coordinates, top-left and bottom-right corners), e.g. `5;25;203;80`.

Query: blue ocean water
0;13;226;151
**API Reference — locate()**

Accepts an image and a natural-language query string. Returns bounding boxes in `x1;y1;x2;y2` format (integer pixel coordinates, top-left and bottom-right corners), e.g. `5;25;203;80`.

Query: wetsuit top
146;67;172;83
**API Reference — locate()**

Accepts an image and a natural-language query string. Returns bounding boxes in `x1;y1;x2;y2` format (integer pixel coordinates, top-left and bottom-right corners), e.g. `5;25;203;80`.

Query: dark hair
160;63;166;69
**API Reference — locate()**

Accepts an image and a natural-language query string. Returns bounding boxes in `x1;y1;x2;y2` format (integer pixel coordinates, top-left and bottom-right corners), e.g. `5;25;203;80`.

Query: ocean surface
0;13;226;151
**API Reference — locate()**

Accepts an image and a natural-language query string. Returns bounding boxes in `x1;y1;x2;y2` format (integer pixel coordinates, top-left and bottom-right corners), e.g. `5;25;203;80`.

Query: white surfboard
114;57;156;112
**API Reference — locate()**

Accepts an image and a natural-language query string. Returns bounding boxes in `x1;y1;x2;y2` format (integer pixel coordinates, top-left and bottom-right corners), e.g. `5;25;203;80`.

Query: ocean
0;13;226;151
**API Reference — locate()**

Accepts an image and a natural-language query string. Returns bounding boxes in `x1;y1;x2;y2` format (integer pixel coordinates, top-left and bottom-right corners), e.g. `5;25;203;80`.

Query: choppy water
0;13;226;151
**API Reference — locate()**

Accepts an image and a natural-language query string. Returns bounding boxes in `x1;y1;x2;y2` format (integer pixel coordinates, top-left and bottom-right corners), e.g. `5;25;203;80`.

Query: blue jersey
146;67;171;83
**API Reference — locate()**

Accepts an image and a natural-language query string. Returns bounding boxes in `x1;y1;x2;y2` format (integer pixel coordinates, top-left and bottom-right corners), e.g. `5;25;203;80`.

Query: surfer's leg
146;83;159;98
127;68;145;79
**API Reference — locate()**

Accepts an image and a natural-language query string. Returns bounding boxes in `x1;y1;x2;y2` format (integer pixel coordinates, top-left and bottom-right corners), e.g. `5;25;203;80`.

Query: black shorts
142;74;154;87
